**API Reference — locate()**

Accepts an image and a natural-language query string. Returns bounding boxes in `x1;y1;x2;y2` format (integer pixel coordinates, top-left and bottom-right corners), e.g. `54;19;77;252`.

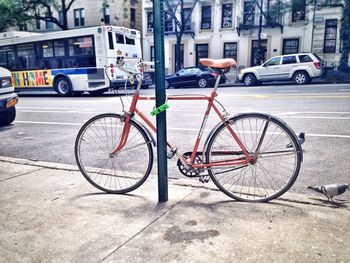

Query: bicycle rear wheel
75;113;153;194
206;113;302;202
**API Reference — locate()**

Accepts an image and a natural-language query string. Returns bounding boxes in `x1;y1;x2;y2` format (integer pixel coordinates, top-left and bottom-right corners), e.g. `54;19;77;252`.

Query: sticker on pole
150;103;169;116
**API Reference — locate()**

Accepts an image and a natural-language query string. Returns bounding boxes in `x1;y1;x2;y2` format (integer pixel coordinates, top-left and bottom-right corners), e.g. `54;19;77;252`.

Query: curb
0;155;342;208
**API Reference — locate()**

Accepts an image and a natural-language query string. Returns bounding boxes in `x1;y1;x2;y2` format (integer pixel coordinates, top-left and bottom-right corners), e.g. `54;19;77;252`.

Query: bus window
17;43;36;70
54;40;65;57
69;37;94;56
116;33;124;44
108;32;114;49
125;37;135;45
41;41;54;58
0;46;16;70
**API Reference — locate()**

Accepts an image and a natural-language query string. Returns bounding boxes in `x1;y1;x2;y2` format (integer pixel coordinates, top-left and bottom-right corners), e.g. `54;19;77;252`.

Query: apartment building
30;0;142;32
142;0;343;73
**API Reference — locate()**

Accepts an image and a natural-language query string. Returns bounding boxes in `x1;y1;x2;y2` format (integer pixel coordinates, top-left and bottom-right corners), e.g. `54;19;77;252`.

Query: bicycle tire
75;113;153;194
205;113;302;202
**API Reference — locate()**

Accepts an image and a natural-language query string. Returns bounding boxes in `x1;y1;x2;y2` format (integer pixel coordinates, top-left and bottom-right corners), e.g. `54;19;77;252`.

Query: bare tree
25;0;77;30
164;0;199;72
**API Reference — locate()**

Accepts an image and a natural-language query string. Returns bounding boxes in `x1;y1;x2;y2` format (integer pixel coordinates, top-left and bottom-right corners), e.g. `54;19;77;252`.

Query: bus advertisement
0;26;149;96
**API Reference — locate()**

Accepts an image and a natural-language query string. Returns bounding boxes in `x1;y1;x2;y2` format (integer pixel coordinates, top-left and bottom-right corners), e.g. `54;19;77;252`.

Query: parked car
0;67;18;125
237;53;323;86
165;67;226;89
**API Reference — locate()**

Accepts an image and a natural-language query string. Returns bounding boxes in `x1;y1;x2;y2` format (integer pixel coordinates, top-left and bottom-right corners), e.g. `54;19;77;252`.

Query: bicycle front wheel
75;113;153;194
206;113;302;202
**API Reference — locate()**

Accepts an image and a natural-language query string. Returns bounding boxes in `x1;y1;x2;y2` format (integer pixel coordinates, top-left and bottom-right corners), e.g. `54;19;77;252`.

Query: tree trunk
61;0;68;30
175;35;182;72
338;0;350;72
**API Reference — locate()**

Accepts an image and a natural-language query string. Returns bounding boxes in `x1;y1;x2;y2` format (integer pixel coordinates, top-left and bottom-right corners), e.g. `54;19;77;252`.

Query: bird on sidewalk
287;132;305;148
307;183;349;202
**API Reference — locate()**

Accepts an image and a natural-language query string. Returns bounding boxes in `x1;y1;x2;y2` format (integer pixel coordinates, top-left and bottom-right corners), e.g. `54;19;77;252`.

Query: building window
165;12;173;32
19;23;28;31
243;1;255;25
103;5;110;24
324;19;337;53
282;39;299;54
221;4;233;28
147;12;153;32
36;19;41;30
130;8;136;29
267;0;280;24
223;42;237;60
59;11;64;25
150;46;155;62
45;20;54;30
183;8;192;31
292;0;306;22
201;6;211;29
74;8;85;27
196;44;209;66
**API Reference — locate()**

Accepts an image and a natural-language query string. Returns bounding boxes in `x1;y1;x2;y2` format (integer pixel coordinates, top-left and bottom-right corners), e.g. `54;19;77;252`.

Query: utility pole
153;0;168;202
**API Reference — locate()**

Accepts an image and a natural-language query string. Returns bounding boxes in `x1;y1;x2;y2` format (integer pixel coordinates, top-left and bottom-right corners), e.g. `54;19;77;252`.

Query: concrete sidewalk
0;156;349;263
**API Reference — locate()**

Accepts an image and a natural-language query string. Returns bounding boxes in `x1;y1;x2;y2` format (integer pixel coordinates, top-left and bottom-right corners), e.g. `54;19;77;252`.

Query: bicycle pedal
167;147;178;159
199;176;210;183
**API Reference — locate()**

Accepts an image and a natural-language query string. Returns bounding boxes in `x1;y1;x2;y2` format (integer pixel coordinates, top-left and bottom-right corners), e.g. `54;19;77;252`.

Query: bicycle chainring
177;151;204;177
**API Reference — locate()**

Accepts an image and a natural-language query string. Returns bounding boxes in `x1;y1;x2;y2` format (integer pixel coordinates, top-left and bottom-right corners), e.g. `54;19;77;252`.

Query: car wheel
198;78;207;88
243;74;257;86
293;71;310;85
54;76;72;97
0;107;16;126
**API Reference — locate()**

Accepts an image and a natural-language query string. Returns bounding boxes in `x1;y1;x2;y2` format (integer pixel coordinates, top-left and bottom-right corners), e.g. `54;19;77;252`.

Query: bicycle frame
111;69;254;170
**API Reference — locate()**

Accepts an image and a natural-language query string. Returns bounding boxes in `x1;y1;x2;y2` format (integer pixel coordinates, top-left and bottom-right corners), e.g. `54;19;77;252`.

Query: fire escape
236;0;284;36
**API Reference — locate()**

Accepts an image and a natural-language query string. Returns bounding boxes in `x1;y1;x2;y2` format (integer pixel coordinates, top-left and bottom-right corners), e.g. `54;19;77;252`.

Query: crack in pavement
0;167;44;182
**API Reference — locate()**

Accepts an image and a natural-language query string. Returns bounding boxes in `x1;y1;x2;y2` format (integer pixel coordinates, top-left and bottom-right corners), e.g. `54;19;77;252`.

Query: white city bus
0;26;144;96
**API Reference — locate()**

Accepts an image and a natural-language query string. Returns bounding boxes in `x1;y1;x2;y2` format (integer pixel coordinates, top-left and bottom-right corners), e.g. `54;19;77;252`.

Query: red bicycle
75;58;303;202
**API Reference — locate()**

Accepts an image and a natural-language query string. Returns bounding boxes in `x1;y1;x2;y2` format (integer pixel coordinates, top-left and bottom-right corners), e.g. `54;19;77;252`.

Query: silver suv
237;53;323;86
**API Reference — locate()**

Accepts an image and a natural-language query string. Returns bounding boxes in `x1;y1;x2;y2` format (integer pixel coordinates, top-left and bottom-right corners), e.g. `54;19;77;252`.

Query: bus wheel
54;76;72;97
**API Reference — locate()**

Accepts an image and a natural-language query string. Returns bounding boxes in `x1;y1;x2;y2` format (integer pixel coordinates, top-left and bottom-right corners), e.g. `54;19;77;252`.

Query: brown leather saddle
199;58;237;69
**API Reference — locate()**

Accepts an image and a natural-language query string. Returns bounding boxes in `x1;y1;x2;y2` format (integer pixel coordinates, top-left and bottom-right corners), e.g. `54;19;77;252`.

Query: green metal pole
153;0;168;202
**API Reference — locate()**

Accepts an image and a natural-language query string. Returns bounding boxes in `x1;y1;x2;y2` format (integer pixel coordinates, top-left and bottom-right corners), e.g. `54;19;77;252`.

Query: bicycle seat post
213;70;222;94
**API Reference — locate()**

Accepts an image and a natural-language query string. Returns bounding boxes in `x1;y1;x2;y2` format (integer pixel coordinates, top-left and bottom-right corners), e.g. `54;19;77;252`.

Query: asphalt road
1;83;350;195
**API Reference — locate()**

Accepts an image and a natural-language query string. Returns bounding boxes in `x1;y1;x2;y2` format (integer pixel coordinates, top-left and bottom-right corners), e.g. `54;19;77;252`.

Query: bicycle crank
176;151;204;177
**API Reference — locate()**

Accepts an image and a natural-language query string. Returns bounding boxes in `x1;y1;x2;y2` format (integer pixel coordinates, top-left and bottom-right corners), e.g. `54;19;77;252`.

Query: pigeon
287;132;305;148
298;132;305;145
307;183;349;202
